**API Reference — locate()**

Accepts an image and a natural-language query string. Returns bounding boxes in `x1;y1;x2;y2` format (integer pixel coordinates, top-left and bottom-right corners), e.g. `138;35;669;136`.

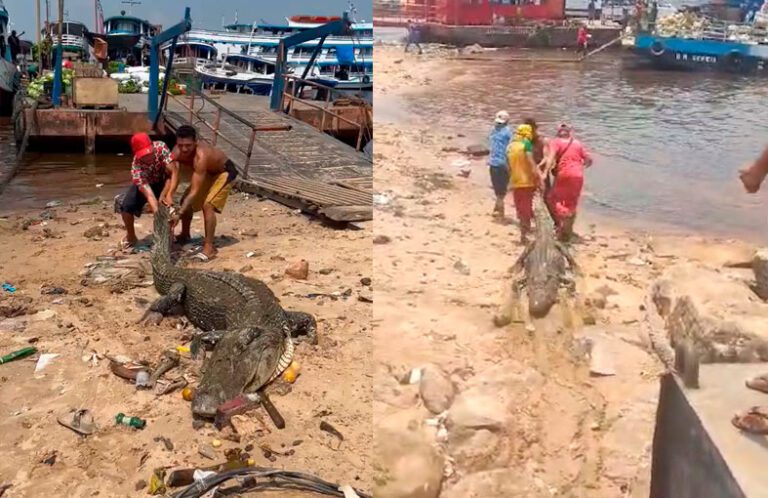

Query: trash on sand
57;408;95;436
149;468;167;495
319;420;344;444
373;193;390;206
0;347;38;365
1;283;16;293
182;387;195;401
41;286;67;296
589;341;616;377
135;370;151;388
45;200;63;208
34;353;59;373
198;444;217;460
246;251;257;258
282;361;301;383
110;359;149;381
175;345;191;355
400;367;423;385
115;412;146;430
340;484;362;498
156;377;188;396
148;350;180;387
211;439;222;448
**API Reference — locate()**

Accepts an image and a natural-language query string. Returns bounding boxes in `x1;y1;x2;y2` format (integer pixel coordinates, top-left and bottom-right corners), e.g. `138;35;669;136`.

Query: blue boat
632;33;768;74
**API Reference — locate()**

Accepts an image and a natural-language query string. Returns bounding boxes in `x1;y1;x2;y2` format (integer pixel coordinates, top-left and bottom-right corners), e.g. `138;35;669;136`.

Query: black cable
171;467;372;498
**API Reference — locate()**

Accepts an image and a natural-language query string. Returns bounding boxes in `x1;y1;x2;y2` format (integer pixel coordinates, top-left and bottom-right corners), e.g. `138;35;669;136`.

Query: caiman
142;205;317;418
495;192;580;324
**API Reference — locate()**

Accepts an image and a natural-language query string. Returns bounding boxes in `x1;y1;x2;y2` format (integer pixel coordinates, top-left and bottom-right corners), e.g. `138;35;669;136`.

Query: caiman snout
529;291;556;319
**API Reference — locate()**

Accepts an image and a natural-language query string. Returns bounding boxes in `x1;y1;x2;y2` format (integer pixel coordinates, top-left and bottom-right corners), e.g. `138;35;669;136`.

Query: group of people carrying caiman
487;112;593;244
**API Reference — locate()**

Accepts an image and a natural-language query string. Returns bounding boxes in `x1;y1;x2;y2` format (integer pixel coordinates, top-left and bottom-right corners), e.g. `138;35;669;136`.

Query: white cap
494;110;510;124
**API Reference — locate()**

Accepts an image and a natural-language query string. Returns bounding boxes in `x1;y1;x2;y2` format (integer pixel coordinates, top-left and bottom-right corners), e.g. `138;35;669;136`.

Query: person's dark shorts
114;181;165;218
489;166;509;197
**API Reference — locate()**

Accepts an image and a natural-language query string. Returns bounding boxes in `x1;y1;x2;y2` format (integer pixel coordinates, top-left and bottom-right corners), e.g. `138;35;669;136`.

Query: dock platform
651;365;768;498
16;92;372;223
163;93;372;223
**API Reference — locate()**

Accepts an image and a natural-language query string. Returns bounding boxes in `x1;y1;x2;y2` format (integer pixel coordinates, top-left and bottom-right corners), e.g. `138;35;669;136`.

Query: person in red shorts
543;123;593;242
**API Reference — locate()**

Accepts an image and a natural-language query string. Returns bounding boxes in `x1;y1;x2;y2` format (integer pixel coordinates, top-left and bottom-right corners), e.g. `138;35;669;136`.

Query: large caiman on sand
141;205;317;419
495;193;580;325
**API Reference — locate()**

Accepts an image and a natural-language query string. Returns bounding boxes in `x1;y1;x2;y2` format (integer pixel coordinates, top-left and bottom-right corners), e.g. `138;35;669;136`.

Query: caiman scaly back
496;192;580;323
143;205;318;419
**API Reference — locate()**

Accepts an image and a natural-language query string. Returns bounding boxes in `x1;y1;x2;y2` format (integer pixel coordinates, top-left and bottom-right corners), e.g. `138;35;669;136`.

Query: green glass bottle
115;412;146;430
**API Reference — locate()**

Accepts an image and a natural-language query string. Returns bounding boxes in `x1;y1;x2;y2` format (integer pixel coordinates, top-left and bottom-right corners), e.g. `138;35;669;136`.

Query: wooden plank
320;205;373;222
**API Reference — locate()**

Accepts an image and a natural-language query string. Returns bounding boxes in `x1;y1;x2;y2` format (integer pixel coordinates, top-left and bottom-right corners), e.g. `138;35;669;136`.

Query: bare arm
162;161;180;205
141;183;159;214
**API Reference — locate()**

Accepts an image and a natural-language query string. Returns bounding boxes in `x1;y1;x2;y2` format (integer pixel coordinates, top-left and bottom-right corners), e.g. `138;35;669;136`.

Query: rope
171;467;372;498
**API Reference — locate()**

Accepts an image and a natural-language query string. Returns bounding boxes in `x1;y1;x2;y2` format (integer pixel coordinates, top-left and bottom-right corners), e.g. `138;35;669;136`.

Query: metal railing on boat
279;75;371;152
164;86;292;178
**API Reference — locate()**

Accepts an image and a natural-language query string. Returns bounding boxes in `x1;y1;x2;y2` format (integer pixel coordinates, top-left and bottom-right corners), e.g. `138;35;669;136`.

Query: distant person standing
588;0;597;23
506;124;540;243
405;20;423;55
7;30;23;64
544;123;593;242
576;24;589;56
487;110;513;219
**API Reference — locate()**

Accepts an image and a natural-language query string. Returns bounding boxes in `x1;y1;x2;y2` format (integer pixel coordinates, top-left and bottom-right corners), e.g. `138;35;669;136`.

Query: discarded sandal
732;406;768;435
189;252;215;263
57;408;95;436
746;374;768;394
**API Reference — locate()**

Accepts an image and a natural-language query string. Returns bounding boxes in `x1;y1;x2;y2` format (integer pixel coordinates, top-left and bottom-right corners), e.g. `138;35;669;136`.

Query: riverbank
0;192;372;495
373;44;767;497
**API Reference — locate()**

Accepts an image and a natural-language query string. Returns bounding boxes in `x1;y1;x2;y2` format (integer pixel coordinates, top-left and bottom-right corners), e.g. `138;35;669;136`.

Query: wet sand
373;44;765;497
0;192;372;496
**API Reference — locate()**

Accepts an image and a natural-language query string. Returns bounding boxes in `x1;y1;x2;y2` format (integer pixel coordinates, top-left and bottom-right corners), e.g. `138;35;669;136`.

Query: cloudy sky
5;0;373;39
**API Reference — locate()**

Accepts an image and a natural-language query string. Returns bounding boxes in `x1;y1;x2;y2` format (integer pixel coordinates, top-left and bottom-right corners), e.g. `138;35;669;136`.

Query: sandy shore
0;192;372;496
373;44;764;497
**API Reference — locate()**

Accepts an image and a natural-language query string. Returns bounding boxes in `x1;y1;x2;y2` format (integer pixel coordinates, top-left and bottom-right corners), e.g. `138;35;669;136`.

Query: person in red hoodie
576;24;589;56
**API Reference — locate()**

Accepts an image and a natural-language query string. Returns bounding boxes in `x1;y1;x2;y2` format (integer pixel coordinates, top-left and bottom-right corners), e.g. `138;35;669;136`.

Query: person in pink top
543;123;593;241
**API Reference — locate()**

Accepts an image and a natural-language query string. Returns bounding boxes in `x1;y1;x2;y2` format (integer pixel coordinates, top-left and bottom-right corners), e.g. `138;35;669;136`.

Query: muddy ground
372;44;766;497
0;192;372;497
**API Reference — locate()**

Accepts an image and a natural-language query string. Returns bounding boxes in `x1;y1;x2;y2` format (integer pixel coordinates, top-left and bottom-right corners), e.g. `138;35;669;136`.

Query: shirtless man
164;125;239;261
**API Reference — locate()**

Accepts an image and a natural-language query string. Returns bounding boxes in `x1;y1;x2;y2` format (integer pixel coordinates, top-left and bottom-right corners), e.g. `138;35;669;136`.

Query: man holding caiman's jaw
161;125;240;262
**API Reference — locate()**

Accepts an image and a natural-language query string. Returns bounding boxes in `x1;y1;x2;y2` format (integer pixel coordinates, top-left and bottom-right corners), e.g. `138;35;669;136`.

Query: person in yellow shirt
506;124;541;243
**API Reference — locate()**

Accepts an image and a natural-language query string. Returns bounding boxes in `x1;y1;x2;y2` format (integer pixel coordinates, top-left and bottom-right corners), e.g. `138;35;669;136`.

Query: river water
375;27;768;242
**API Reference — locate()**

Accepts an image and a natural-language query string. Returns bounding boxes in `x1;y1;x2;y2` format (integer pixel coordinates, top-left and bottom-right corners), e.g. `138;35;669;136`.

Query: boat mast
36;0;41;44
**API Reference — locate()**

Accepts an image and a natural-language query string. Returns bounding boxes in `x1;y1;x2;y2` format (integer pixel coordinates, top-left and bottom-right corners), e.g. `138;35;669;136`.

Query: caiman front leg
285;311;318;345
494;276;527;327
137;282;186;326
189;329;230;358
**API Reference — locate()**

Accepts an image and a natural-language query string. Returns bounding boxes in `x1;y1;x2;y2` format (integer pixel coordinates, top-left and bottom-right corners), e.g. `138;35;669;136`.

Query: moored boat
627;5;768;74
0;1;20;116
195;54;281;95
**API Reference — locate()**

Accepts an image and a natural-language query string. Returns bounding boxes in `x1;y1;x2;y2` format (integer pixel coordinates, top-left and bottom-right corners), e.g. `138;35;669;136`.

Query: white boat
195;54;282;95
0;1;20;116
299;61;373;90
167;40;217;73
160;15;373;69
43;21;89;59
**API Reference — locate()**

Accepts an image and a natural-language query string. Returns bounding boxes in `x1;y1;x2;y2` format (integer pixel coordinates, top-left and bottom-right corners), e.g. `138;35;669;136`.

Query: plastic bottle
115;412;146;430
0;346;38;365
